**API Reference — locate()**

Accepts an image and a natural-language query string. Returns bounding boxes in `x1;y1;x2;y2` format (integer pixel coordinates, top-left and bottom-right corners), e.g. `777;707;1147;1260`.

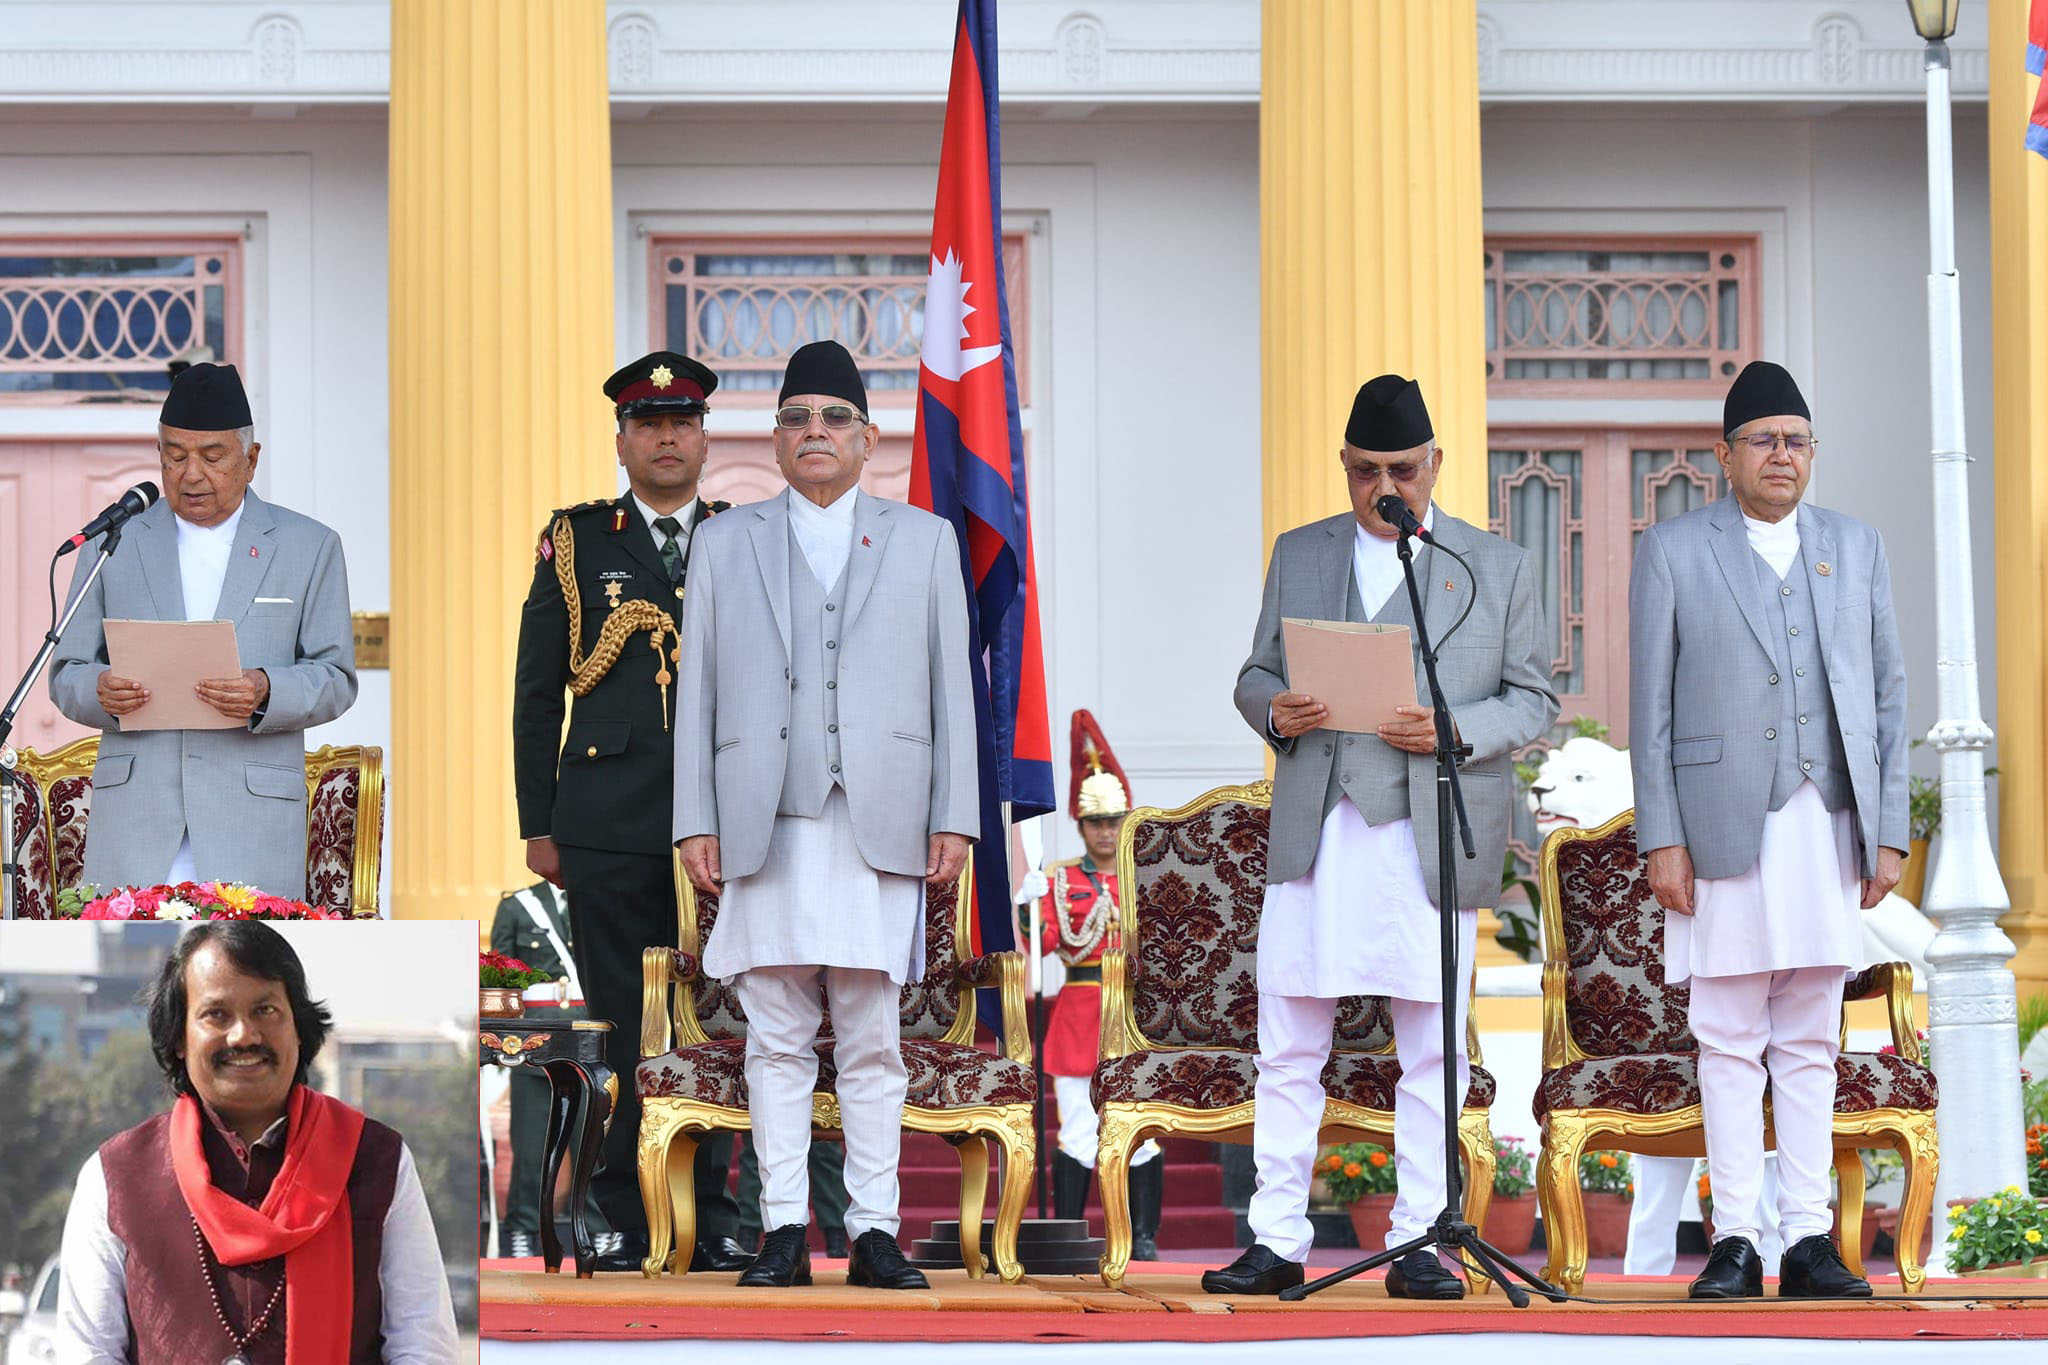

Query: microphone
58;482;159;556
1375;493;1433;543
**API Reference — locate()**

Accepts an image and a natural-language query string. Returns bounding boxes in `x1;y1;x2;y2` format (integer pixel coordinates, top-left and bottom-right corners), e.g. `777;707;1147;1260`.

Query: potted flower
1320;1142;1400;1250
1946;1187;2048;1279
1483;1135;1537;1255
2028;1123;2048;1200
54;882;349;920
1578;1150;1634;1259
480;951;553;1018
1697;1163;1714;1244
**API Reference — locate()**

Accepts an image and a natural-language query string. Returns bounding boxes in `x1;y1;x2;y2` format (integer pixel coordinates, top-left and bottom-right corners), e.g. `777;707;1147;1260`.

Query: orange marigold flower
1344;1162;1364;1178
1326;1154;1344;1170
1599;1154;1619;1168
1369;1151;1389;1168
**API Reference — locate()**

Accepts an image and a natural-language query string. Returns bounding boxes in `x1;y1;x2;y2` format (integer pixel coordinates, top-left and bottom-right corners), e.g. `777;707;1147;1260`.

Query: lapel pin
612;508;628;533
1444;578;1456;591
862;535;872;547
249;547;259;558
1816;561;1832;576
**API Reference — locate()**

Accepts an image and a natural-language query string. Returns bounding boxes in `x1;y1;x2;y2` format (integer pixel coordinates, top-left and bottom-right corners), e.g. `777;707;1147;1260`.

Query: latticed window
647;235;1028;403
0;240;241;404
1484;237;1756;395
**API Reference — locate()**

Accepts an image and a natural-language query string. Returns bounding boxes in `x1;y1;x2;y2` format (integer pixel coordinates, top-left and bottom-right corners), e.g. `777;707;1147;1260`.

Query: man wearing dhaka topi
54;922;457;1363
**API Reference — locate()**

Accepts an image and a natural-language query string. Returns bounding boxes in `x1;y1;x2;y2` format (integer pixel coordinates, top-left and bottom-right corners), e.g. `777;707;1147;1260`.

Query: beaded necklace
192;1217;286;1365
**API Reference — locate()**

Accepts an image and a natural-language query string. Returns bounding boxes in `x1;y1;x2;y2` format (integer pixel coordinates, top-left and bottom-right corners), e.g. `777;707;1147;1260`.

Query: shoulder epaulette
706;499;733;516
536;498;618;561
552;497;618;521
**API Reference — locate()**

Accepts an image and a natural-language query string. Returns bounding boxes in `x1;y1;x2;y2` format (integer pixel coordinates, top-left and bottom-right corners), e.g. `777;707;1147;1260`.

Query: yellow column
389;0;616;920
1989;0;2048;997
1260;0;1487;545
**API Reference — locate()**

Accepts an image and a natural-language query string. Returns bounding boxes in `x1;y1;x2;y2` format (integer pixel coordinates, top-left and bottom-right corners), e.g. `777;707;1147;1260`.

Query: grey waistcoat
1319;561;1413;828
779;525;848;816
1754;546;1852;813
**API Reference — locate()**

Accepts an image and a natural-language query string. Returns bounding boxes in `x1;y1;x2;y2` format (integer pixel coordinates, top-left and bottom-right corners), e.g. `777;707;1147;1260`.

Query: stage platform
479;1256;2048;1362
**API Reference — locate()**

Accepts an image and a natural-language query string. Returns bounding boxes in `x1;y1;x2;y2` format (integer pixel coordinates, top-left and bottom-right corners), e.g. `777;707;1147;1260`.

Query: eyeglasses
1346;460;1427;484
775;403;867;430
1733;432;1816;455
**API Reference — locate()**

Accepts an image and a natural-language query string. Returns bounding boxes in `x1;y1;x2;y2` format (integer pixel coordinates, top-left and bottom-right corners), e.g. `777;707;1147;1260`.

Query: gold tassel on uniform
550;514;681;729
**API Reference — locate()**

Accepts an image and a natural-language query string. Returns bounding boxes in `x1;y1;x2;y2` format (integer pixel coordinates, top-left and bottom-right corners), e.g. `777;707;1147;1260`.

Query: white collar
174;498;246;541
1741;504;1800;545
788;485;860;526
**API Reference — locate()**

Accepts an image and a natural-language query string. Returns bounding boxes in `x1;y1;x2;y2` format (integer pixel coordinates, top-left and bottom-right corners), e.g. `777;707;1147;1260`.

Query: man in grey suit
1629;360;1906;1300
675;339;977;1290
1203;375;1557;1299
50;364;357;900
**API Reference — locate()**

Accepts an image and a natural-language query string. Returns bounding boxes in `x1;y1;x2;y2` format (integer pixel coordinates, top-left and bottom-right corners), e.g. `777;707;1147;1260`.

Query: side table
479;1016;616;1277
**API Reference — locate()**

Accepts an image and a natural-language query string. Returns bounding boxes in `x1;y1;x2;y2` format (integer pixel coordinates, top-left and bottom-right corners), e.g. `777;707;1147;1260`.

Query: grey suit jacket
1628;495;1908;880
48;492;358;898
1235;508;1559;903
673;490;979;880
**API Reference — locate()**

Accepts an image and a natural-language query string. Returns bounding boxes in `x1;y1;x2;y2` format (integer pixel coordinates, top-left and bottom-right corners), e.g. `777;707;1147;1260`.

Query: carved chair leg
955;1133;991;1280
990;1107;1037;1285
1459;1108;1497;1293
1833;1145;1868;1280
636;1108;680;1279
1892;1114;1940;1295
1095;1104;1141;1289
667;1129;701;1278
1536;1115;1591;1295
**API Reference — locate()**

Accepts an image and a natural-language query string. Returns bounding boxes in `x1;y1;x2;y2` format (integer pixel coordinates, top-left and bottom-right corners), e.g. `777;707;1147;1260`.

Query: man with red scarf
55;922;457;1363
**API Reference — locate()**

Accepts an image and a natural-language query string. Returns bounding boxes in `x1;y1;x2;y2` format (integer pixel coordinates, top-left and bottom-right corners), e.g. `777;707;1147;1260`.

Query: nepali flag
2030;0;2048;159
910;0;1056;989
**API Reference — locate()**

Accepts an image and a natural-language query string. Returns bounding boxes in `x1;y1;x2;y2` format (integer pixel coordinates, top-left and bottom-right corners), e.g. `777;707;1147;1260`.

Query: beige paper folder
1280;618;1418;733
104;619;244;731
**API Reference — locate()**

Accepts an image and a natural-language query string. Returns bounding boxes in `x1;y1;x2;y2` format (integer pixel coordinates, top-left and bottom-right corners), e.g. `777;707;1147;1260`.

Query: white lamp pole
1907;0;2028;1265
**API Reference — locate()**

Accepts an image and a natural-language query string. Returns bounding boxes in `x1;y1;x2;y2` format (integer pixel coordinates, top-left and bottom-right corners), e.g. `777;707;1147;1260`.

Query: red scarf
170;1085;365;1365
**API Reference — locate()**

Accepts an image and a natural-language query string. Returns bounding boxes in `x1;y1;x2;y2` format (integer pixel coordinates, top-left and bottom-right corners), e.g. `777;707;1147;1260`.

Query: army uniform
488;880;609;1256
512;350;744;1267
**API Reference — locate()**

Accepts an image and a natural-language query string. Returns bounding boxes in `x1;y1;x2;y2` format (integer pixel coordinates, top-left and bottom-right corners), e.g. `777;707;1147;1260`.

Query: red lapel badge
250;547;260;558
862;535;872;547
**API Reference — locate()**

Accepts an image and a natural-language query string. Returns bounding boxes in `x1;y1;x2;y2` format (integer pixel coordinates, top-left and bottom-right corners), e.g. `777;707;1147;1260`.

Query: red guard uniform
1038;857;1121;1078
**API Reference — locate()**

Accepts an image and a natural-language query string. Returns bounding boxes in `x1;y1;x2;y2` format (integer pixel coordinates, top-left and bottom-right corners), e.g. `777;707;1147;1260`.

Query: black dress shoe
1384;1249;1465;1300
1200;1244;1305;1295
847;1230;930;1289
1689;1235;1764;1299
739;1224;813;1287
691;1235;755;1272
498;1229;537;1260
588;1231;652;1274
1779;1233;1872;1298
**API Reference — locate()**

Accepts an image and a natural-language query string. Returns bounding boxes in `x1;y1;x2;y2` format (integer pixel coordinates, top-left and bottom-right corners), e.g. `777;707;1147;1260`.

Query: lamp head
1904;0;1959;41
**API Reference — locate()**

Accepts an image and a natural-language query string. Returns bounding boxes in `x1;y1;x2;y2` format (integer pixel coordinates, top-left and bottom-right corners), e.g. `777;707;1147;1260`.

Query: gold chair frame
1095;778;1496;1289
635;859;1037;1282
12;737;384;915
1534;807;1939;1294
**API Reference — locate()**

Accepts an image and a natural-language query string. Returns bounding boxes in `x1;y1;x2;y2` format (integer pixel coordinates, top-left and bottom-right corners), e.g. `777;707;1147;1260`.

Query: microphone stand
1;526;123;920
1281;519;1564;1307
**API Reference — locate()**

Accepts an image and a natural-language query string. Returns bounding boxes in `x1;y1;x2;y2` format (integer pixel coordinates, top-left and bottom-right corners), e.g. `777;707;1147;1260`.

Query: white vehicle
3;1257;60;1365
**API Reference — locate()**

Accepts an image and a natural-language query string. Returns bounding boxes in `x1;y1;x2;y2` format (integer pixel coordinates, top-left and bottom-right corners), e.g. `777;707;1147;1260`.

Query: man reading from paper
1204;375;1556;1300
50;363;357;898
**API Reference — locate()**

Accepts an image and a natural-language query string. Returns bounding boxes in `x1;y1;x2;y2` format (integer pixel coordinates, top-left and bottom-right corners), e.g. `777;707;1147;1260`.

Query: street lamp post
1906;0;2028;1268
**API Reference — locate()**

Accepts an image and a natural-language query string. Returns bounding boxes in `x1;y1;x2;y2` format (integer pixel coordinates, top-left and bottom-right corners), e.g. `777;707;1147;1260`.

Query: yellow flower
1990;1198;2004;1213
213;882;258;913
1949;1205;1968;1222
2027;1229;2043;1245
2006;1185;2024;1198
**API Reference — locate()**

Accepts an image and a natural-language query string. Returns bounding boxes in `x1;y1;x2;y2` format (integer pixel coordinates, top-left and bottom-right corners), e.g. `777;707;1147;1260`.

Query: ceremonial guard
512;350;748;1273
1027;711;1164;1258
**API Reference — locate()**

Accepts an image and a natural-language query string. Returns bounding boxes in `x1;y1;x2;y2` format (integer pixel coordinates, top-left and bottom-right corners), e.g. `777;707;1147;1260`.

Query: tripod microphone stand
1281;508;1564;1308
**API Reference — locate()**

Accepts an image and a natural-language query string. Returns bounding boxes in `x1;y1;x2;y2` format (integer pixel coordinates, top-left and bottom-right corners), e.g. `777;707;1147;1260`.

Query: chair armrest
639;946;675;1060
674;948;700;982
1846;961;1920;1062
1098;948;1135;1060
955;952;1007;988
1540;960;1572;1070
957;951;1033;1065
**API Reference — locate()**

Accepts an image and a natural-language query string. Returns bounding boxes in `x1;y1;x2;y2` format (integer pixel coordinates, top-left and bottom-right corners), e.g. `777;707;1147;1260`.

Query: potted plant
480;951;553;1019
1578;1150;1634;1259
54;882;349;920
2027;1123;2048;1201
1320;1142;1400;1251
1945;1187;2048;1279
1697;1162;1714;1244
1483;1135;1537;1255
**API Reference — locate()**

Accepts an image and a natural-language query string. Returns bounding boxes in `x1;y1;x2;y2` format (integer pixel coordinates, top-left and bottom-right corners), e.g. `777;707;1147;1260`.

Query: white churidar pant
736;963;906;1240
1624;1153;1783;1274
1052;1073;1159;1168
1689;965;1845;1251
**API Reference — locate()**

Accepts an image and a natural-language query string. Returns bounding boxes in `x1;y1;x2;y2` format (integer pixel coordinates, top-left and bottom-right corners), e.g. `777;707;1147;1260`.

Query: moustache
209;1046;278;1070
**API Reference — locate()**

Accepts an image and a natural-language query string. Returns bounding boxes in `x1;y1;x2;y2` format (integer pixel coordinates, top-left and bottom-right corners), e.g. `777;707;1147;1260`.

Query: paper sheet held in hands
1280;618;1418;733
104;619;244;731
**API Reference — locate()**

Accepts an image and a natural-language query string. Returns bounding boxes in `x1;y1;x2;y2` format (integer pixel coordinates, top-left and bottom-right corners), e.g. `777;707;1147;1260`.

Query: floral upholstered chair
1533;807;1939;1293
5;738;384;916
1093;779;1499;1289
636;865;1036;1281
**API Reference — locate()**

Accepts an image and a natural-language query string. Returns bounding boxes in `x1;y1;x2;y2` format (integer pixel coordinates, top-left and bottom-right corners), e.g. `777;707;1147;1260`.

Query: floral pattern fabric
1551;821;1697;1057
1091;1047;1496;1114
305;764;362;912
638;1037;1036;1109
1534;1050;1939;1119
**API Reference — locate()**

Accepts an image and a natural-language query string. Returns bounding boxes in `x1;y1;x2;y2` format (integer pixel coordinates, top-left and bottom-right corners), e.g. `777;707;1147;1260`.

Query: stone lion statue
1525;736;1934;976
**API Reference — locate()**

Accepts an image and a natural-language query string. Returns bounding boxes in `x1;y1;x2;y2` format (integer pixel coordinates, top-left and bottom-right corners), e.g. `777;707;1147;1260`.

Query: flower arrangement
479;951;553;991
1945;1186;2047;1273
1493;1135;1534;1198
1696;1163;1713;1218
53;883;346;920
2027;1124;2048;1201
1579;1150;1634;1196
1879;1029;1931;1067
1319;1143;1399;1204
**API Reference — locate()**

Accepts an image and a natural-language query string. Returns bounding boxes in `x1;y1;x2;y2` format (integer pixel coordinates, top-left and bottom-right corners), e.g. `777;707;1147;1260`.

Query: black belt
1061;963;1103;984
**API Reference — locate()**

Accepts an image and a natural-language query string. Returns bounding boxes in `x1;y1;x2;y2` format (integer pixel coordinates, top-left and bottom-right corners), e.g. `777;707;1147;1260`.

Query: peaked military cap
605;351;717;420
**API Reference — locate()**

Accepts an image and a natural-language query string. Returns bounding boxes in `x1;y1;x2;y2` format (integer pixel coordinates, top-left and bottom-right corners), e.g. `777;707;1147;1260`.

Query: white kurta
1256;510;1477;1001
166;501;247;883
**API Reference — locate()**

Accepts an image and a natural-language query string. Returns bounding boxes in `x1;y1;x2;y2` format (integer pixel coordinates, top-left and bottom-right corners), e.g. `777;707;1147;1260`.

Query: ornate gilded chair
1533;807;1939;1293
1093;779;1498;1289
5;738;385;916
635;867;1037;1281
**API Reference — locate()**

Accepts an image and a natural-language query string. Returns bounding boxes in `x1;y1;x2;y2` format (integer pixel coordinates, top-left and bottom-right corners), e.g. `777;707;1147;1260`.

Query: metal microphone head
126;481;161;512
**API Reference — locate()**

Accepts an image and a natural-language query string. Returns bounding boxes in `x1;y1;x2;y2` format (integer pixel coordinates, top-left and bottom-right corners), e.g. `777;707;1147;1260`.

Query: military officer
488;879;610;1260
1022;711;1165;1256
512;350;747;1274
